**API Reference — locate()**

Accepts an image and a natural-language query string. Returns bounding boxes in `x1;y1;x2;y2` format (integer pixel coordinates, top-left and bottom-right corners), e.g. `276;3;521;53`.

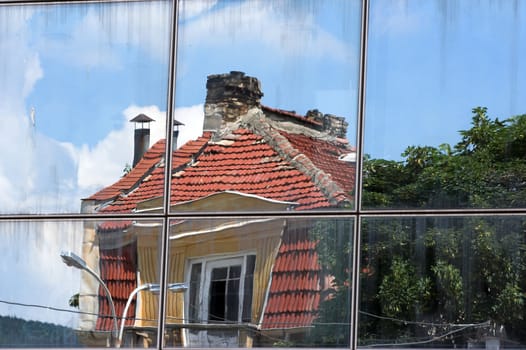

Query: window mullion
157;0;179;349
351;0;370;349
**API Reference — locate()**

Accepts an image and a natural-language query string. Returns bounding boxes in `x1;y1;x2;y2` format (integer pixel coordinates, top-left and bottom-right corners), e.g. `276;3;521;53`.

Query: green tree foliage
315;108;526;346
363;107;526;209
308;219;352;346
377;257;431;319
69;293;79;308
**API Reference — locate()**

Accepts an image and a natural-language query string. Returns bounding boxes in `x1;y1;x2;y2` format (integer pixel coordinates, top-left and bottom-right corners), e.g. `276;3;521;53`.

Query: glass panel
364;0;526;209
167;216;354;347
188;262;202;324
225;267;241;322
242;255;256;323
169;0;361;213
211;267;228;281
0;218;162;348
0;1;171;214
359;216;526;348
229;265;241;279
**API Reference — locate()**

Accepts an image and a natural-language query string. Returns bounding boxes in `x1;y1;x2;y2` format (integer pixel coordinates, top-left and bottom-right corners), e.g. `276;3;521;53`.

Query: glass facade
0;0;524;349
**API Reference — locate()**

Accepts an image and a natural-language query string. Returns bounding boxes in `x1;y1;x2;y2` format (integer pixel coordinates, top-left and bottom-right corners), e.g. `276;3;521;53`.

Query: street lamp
118;282;187;347
60;251;118;347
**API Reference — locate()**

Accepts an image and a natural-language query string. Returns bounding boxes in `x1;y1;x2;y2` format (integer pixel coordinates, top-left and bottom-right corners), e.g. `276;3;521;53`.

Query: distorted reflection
360;216;526;348
364;0;526;209
172;0;360;214
167;217;353;347
0;221;83;347
74;219;164;347
0;1;170;214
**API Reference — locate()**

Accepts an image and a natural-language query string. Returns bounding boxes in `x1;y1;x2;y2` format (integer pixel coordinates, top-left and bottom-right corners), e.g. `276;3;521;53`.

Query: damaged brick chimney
305;109;349;138
203;71;348;139
204;71;263;131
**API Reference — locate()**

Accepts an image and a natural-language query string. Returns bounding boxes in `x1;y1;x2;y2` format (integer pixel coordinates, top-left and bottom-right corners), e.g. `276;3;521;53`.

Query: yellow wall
133;192;293;330
134;218;285;328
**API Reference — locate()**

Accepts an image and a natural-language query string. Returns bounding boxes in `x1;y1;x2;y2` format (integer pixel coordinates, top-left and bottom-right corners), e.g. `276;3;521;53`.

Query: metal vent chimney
130;114;154;167
172;119;184;151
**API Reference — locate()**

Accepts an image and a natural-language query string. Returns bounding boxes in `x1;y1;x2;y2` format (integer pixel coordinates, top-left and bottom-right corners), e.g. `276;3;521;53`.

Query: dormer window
186;254;256;347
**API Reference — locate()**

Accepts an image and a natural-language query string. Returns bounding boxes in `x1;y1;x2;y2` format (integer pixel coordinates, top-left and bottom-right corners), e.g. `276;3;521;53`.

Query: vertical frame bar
158;0;179;348
351;0;369;348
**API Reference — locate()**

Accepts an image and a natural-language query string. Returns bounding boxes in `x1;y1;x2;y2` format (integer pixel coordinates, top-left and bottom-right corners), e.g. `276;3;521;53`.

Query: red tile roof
96;242;137;331
262;105;323;128
90;107;355;333
261;225;321;329
169;129;334;211
86;140;166;202
97;133;211;213
281;132;355;198
99;128;351;213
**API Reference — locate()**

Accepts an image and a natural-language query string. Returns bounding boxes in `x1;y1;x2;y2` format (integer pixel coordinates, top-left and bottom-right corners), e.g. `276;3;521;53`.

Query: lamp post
60;251;118;347
118;282;187;347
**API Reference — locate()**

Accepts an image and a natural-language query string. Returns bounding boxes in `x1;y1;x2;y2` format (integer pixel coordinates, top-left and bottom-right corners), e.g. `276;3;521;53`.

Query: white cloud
76;104;204;193
180;0;218;19
76;105;161;191
0;9;37;113
22;54;43;98
174;104;205;146
179;0;352;62
0;8;81;213
37;1;172;69
370;0;421;36
0;10;85;321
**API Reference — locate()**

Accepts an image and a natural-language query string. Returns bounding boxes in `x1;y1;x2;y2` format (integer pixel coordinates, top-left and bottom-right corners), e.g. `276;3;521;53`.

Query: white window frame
185;253;256;325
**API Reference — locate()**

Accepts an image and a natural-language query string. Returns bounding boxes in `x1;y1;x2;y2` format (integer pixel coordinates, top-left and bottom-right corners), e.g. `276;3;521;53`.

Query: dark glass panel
359;216;526;348
242;255;256;323
189;263;202;323
211;267;228;281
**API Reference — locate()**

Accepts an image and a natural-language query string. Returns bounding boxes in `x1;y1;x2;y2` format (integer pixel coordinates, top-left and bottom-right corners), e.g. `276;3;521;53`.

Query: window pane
167;216;354;347
169;0;361;213
359;216;526;348
188;263;202;324
225;267;241;322
211;267;228;281
229;265;241;279
242;255;256;323
0;218;162;348
364;0;526;209
0;1;171;214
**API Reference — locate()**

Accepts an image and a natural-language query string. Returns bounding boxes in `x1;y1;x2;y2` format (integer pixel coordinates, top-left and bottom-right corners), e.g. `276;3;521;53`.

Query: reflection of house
79;71;355;347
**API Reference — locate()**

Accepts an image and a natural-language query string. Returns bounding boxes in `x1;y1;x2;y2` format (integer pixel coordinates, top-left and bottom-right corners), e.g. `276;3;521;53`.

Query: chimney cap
174;119;184;126
130;113;155;123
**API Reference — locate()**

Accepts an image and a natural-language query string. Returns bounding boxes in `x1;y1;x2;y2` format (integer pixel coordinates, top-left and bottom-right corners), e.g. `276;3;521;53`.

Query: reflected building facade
79;71;355;347
1;0;525;348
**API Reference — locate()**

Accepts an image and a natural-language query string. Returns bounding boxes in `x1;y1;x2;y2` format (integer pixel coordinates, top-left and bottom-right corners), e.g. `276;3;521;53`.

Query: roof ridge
242;108;351;208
